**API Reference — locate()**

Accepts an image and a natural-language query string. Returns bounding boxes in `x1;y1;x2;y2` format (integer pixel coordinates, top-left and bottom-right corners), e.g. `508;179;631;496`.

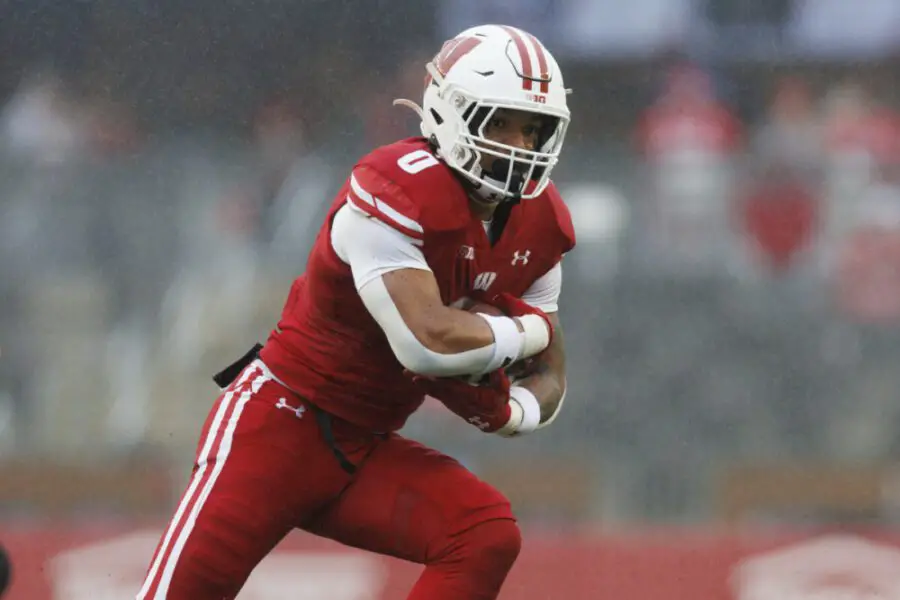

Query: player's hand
407;369;514;433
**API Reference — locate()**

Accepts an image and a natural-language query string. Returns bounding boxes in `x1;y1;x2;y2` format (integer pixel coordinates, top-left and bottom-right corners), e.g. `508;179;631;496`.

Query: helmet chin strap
471;158;524;246
470;158;525;205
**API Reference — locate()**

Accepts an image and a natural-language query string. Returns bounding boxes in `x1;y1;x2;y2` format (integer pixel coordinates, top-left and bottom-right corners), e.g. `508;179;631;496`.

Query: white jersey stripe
344;197;424;246
376;197;424;234
349;172;375;204
349;173;424;234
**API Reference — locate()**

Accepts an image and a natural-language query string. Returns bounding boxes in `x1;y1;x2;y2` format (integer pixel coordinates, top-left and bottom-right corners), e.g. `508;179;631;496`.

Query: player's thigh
301;435;515;564
139;362;351;599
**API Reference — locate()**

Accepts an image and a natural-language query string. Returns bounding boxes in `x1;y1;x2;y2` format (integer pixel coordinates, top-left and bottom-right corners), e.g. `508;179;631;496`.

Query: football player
138;24;574;600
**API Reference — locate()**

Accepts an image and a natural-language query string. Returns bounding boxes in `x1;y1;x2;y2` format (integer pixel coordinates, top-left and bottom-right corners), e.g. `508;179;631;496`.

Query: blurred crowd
3;0;900;523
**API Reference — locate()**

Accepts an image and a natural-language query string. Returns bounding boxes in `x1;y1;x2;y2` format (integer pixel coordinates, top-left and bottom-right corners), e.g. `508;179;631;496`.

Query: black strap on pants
311;404;358;475
212;343;263;389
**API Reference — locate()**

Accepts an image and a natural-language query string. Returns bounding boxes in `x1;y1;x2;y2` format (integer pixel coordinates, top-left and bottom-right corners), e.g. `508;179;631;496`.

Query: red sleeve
346;164;425;241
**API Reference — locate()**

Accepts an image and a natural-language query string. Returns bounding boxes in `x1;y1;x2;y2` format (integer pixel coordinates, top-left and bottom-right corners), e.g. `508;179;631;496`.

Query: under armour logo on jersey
468;416;491;431
275;397;306;419
459;245;475;260
511;250;531;266
473;271;497;292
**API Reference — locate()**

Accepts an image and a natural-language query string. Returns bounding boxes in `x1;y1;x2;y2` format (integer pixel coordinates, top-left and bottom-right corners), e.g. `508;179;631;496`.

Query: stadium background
4;0;900;597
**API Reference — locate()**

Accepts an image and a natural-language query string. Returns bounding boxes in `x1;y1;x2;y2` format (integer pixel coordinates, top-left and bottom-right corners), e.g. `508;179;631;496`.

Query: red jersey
260;137;575;432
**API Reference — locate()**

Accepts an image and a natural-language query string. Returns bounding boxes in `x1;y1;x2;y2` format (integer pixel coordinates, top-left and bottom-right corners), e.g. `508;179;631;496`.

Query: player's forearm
505;311;567;431
361;270;552;377
418;306;496;354
408;306;549;377
361;277;533;377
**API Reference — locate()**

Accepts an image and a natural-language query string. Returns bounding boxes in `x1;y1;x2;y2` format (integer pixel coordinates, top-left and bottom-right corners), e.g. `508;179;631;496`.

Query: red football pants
136;361;519;599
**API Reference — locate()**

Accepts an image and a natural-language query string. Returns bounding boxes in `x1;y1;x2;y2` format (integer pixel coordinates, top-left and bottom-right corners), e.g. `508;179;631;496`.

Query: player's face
482;108;542;150
479;108;543;171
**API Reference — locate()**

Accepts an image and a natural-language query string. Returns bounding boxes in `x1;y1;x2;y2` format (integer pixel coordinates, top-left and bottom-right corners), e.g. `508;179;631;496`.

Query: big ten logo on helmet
528;94;547;104
472;271;497;292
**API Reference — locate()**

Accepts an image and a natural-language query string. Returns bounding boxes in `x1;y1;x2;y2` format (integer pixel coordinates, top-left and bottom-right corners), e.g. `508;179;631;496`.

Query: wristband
509;386;541;433
475;313;524;373
515;314;551;359
495;399;524;437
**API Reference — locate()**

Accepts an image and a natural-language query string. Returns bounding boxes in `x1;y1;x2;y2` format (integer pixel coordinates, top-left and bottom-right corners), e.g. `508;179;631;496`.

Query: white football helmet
396;24;571;202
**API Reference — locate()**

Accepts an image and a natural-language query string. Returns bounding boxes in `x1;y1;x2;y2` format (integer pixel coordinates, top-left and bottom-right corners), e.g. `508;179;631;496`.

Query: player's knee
461;518;522;572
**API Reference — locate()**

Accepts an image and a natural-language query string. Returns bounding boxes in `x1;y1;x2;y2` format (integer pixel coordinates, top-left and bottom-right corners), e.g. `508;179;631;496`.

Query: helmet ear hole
429;109;444;125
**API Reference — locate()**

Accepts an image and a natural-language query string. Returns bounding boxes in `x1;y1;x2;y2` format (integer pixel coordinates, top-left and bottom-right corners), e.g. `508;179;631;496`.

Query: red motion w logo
425;36;483;86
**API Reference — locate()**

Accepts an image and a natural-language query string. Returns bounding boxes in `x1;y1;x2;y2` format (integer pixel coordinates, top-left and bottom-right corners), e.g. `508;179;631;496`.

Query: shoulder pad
347;164;425;241
348;138;471;237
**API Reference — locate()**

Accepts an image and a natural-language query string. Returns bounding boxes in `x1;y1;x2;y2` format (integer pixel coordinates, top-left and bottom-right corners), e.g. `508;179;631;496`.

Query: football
465;301;506;317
